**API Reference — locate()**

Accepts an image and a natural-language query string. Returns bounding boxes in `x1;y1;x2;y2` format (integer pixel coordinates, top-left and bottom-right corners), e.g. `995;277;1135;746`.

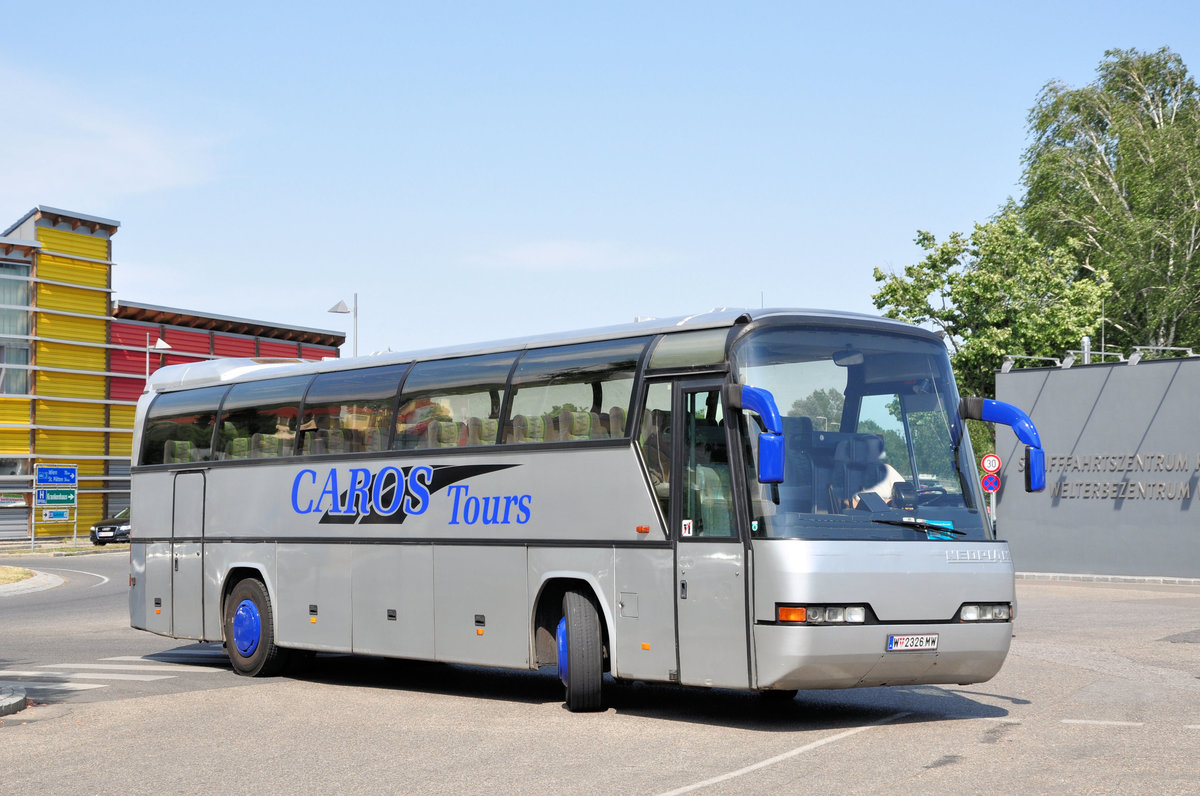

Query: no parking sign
981;473;1001;493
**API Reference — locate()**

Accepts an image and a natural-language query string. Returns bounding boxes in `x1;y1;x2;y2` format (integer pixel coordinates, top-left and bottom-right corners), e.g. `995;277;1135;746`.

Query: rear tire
560;589;604;712
224;578;289;677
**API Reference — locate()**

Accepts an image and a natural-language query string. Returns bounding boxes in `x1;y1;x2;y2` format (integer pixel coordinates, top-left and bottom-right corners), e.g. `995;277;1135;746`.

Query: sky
2;2;1198;358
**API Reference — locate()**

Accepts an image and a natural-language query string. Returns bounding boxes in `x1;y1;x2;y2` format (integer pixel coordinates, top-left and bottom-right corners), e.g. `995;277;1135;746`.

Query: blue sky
2;2;1197;356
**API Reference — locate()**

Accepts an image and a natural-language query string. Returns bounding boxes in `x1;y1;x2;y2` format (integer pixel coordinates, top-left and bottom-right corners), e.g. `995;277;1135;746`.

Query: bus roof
144;307;931;394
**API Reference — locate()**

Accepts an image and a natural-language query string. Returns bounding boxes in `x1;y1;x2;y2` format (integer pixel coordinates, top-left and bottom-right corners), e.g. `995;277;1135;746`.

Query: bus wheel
559;589;604;712
224;578;289;677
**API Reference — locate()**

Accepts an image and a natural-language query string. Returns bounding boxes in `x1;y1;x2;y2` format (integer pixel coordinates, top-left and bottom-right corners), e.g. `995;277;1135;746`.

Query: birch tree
1022;47;1200;349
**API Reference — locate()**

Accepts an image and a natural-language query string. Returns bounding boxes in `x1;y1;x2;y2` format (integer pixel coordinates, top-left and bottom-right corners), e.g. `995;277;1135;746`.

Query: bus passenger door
673;383;750;689
171;471;205;640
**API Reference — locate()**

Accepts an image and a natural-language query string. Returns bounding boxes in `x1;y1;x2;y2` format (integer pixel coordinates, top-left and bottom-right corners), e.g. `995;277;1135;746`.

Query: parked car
90;508;131;546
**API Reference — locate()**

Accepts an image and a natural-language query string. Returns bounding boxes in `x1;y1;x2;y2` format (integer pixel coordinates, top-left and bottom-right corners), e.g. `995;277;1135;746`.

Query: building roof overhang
113;300;345;347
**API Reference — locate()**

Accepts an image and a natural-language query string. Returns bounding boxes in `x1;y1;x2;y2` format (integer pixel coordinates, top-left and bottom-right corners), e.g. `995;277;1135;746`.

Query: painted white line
49;662;219;673
57;672;174;682
1061;719;1144;727
0;679;105;692
0;669;171;682
41;567;110;588
0;670;75;677
657;712;910;796
1185;725;1200;730
103;650;227;662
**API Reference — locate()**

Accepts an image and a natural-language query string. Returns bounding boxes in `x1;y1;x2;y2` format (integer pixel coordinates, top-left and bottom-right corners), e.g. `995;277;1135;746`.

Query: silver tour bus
129;309;1045;711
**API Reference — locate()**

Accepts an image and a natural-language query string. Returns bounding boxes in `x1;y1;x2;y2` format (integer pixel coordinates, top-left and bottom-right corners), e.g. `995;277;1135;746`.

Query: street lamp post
328;292;358;358
145;333;173;381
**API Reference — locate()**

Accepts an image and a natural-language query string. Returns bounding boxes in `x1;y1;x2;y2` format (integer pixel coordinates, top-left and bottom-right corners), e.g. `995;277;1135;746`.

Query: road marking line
657;712;910;796
58;672;174;682
39;567;110;588
0;670;73;677
0;679;105;692
0;669;172;682
1061;719;1144;727
49;662;220;673
103;650;227;663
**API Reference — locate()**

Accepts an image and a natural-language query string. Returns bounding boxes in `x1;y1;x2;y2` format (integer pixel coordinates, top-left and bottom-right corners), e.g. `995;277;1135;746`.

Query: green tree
872;204;1109;399
1023;47;1200;350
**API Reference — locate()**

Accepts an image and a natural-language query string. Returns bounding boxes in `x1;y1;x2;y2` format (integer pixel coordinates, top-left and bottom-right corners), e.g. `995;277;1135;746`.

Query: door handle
680;579;687;600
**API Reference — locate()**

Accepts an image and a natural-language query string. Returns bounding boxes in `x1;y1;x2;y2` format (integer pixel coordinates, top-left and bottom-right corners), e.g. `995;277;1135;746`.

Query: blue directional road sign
35;464;78;487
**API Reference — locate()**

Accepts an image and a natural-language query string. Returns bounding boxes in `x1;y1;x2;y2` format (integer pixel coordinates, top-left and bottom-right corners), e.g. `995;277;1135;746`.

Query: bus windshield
732;325;989;541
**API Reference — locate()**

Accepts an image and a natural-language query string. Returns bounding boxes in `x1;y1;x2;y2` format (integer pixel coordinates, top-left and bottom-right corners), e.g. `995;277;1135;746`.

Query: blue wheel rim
232;599;261;657
556;617;568;686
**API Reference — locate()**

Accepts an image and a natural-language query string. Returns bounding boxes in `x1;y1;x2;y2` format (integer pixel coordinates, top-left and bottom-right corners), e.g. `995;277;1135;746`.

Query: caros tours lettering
290;463;532;525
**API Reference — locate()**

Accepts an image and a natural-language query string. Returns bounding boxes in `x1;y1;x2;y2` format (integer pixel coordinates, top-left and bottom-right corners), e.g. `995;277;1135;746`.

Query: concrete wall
996;358;1200;578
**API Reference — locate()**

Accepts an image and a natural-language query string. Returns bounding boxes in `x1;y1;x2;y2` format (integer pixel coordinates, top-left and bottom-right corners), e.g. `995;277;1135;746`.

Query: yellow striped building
0;206;344;540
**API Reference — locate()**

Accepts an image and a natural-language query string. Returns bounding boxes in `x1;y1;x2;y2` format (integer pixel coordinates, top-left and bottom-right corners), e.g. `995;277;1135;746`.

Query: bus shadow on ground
279;651;1017;731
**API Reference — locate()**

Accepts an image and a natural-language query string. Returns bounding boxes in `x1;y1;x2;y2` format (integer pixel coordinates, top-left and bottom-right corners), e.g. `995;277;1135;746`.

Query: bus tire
560;589;604;712
224;578;289;677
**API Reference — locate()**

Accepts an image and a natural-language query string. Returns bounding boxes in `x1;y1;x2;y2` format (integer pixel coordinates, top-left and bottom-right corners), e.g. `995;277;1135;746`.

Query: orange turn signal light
635;525;650;534
777;606;807;623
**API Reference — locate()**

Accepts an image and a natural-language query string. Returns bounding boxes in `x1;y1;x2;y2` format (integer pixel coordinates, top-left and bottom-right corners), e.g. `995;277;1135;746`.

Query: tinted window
217;375;312;459
647;328;728;370
140;386;228;465
509;337;649;443
394;353;516;450
299;364;408;455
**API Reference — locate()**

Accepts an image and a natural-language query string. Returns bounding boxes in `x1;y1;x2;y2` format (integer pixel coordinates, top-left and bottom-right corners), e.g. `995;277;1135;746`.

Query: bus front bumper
754;621;1013;690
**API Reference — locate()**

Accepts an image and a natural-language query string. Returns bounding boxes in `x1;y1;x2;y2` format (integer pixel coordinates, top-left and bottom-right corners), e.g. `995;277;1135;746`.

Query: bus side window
508;337;649;444
392;353;515;451
637;382;672;519
216;376;311;459
298;364;408;455
683;390;735;538
139;385;228;465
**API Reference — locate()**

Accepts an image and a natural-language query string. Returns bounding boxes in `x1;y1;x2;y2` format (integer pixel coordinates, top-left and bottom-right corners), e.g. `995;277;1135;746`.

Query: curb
0;684;27;717
0;570;64;597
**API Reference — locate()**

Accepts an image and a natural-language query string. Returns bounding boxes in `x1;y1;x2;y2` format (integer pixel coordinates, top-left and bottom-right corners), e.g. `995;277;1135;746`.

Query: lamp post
328;292;358;358
145;333;173;381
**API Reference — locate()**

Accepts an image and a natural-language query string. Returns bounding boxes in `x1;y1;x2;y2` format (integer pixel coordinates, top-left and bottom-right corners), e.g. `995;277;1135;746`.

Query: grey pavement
0;564;66;718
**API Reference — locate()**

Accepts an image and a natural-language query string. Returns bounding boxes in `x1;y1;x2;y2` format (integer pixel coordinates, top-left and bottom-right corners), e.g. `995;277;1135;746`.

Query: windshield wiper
870;518;966;537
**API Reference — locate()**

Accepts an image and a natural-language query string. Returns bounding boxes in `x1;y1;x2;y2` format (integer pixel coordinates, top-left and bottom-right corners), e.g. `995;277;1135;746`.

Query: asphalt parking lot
3;561;1199;794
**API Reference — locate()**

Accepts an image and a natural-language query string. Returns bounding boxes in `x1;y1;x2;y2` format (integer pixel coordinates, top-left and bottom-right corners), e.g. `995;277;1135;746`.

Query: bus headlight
776;605;868;624
959;603;1012;622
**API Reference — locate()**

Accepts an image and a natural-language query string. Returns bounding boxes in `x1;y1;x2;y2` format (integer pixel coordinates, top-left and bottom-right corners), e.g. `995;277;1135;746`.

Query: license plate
98;531;113;537
887;633;938;652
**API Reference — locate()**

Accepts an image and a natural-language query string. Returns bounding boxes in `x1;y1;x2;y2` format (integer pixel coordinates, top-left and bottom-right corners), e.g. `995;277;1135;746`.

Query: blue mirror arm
728;385;783;435
960;398;1042;449
725;383;785;484
960;397;1046;493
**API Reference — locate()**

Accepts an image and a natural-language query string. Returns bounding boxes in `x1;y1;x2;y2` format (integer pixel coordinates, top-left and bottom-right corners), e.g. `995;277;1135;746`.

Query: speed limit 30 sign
981;453;1002;474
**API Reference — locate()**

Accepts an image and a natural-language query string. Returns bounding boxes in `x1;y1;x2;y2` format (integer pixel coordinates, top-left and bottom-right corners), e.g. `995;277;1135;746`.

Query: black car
90;508;131;546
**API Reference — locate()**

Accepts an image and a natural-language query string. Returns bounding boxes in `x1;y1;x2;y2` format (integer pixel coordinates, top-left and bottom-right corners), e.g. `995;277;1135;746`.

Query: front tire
224;578;289;677
559;589;604;712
